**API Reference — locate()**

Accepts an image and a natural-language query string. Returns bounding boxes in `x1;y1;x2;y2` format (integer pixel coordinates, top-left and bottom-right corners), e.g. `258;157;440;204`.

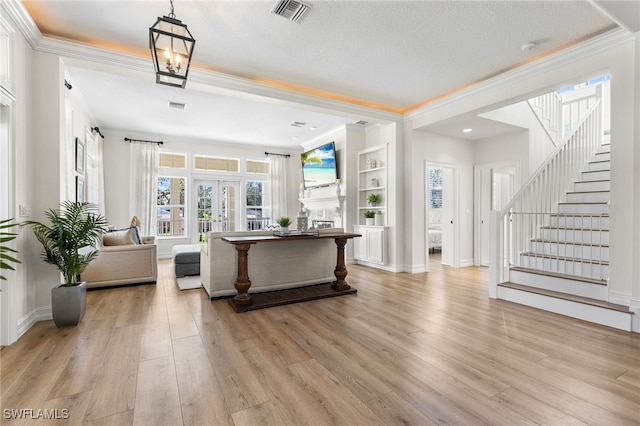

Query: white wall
478;101;554;175
474;130;529;180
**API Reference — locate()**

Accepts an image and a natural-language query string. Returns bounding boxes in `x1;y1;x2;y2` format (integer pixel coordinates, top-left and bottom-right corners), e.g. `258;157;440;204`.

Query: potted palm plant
27;201;106;327
0;218;21;281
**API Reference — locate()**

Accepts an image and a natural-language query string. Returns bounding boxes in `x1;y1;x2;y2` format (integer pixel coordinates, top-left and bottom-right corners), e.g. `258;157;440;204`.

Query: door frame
192;179;241;241
473;160;520;266
1;88;17;345
425;161;459;270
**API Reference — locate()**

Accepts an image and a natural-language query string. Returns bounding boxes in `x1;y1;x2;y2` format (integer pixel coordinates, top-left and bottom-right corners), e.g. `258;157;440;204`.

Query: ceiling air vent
290;121;307;127
271;0;311;23
168;101;187;110
355;120;369;126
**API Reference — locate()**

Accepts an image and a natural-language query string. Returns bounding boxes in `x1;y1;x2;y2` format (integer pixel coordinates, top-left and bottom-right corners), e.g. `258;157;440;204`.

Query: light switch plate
19;205;31;217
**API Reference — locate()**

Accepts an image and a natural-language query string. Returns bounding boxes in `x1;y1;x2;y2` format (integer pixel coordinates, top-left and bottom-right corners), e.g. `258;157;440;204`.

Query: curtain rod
91;127;104;139
124;137;163;145
265;151;291;158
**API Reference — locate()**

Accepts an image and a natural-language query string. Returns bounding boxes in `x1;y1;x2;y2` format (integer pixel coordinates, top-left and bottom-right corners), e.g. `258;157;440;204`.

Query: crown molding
405;28;634;124
1;0;42;49
41;37;401;125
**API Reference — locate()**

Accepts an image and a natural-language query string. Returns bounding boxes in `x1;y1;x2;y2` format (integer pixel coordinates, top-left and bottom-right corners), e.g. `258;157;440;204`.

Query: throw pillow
102;228;136;246
130;226;142;245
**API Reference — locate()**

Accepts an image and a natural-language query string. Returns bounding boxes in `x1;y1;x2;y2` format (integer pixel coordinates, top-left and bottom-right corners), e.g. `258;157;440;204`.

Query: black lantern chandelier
149;0;196;88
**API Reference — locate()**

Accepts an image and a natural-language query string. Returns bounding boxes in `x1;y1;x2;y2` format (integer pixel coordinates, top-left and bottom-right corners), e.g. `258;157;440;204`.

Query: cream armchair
81;230;157;288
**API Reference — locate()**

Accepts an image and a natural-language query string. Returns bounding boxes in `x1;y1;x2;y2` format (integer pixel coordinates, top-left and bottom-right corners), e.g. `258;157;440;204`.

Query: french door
195;180;240;241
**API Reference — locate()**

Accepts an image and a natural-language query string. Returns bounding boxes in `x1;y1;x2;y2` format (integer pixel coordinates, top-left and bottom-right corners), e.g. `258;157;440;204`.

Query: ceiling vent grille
271;0;311;23
168;101;187;110
355;120;369;126
290;121;307;127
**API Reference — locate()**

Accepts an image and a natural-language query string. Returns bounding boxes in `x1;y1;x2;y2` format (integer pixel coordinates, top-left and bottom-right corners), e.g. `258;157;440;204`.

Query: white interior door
195;180;240;241
476;162;518;267
426;164;456;268
480;168;492;266
441;167;455;266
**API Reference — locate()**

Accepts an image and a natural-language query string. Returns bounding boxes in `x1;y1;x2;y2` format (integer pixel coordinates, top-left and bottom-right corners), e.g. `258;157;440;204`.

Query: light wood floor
2;257;639;425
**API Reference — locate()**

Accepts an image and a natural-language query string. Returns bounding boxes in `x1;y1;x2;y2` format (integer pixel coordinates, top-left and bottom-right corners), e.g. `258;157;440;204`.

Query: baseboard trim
17;307;52;339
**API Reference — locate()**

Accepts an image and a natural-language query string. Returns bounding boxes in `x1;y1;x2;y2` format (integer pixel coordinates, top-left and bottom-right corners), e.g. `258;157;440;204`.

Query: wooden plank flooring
1;257;639;425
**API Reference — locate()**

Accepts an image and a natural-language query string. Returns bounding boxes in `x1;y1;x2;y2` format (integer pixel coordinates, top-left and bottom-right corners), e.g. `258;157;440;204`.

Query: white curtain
85;130;105;217
268;155;288;222
130;142;158;236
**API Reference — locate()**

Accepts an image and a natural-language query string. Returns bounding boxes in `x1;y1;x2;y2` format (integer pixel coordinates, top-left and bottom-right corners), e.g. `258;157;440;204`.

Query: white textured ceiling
17;0;638;147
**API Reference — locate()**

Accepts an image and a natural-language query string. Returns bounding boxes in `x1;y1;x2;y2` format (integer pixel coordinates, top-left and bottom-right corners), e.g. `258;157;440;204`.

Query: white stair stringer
497;283;633;331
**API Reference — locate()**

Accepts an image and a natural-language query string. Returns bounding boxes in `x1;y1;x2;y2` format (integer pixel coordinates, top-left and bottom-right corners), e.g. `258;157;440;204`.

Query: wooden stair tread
550;213;609;217
539;226;609;231
566;190;610;194
510;266;607;285
519;252;609;265
530;239;609;247
558;201;608;205
499;282;632;314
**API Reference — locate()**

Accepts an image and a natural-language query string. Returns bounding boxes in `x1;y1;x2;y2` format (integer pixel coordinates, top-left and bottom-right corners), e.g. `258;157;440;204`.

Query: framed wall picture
76;175;85;203
75;137;85;173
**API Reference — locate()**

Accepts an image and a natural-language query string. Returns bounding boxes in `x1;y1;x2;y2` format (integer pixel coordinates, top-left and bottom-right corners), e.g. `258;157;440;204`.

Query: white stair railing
528;85;601;145
528;92;562;145
491;100;602;286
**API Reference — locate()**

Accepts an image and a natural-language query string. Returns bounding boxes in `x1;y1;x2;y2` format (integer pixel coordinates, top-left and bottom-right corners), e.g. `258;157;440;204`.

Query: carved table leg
233;243;253;305
332;237;351;291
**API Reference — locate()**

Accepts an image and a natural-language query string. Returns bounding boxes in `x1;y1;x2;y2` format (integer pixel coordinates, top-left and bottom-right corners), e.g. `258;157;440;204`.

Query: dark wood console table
222;232;361;312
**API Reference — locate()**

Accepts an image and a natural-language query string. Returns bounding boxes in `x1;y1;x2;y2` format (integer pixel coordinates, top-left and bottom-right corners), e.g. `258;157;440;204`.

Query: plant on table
364;211;376;219
277;216;292;228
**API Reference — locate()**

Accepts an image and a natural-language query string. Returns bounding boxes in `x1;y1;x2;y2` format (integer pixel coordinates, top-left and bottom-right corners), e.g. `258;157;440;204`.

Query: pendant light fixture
149;0;196;88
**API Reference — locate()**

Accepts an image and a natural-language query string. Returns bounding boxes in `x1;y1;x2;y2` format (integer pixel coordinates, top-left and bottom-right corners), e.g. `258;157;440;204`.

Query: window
194;155;239;172
160;153;186;168
246;181;269;230
428;167;443;209
157;177;185;236
246;160;269;174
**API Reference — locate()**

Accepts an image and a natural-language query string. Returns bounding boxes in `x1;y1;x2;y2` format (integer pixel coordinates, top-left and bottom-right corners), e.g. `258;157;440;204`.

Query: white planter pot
365;218;375;226
375;212;383;226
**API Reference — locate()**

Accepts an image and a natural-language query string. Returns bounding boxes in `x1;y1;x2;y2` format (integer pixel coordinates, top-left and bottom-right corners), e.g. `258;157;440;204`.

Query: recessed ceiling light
463;128;473;133
292;136;299;140
309;126;317;131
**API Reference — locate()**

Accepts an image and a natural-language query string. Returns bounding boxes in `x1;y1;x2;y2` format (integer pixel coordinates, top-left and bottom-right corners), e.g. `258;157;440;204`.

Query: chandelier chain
168;0;176;19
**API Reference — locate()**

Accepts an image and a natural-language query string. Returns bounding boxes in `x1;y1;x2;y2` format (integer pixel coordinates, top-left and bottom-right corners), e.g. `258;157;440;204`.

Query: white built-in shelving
357;144;387;225
354;144;387;266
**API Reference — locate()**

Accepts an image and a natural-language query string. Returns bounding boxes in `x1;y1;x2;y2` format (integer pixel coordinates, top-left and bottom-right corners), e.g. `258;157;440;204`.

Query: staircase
492;97;634;331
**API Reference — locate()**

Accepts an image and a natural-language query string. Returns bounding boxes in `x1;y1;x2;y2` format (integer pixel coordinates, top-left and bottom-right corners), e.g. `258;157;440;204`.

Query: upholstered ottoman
172;244;201;278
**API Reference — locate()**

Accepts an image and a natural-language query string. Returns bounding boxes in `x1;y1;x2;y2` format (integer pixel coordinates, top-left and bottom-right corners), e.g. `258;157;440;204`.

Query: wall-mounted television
301;141;338;189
